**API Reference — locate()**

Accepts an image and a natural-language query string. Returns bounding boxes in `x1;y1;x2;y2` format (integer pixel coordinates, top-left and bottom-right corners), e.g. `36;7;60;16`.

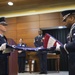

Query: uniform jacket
60;23;75;53
66;24;75;75
34;35;43;47
0;35;8;54
0;35;7;46
17;43;26;57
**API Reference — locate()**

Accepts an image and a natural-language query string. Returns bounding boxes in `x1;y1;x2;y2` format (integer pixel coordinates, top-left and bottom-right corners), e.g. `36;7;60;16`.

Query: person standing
17;38;26;73
0;17;10;75
55;10;75;75
34;30;43;47
34;29;47;74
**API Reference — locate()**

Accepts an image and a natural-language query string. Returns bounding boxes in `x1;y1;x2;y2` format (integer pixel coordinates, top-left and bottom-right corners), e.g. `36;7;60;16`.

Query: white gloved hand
12;45;16;48
56;43;61;51
18;50;22;53
0;43;6;51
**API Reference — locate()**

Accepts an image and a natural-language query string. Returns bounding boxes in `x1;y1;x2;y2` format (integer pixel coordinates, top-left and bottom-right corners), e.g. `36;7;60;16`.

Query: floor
18;71;69;75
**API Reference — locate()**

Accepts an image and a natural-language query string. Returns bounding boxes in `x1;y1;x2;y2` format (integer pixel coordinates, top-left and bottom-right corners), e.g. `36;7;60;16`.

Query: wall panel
7;24;17;31
5;31;16;38
40;19;60;28
40;13;60;20
16;15;39;23
17;21;39;30
6;17;17;24
17;29;39;39
5;30;17;43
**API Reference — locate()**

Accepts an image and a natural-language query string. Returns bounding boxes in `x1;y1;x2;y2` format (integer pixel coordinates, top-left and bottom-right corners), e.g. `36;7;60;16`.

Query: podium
0;50;18;75
8;38;18;75
9;50;18;75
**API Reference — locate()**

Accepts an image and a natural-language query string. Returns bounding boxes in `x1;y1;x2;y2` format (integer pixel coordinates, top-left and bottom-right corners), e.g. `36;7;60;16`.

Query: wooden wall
5;12;65;47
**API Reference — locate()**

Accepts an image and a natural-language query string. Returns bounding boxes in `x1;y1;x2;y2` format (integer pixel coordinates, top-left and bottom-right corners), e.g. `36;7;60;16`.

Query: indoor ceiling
0;0;75;17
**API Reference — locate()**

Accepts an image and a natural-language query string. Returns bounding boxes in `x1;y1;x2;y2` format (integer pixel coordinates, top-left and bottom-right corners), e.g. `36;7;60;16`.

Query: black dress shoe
39;72;43;74
43;72;47;74
21;71;25;73
39;72;47;74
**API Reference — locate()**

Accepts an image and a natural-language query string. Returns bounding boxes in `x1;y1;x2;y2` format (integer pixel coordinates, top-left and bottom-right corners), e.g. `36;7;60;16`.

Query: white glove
64;44;69;54
56;43;61;51
18;50;22;53
12;45;16;48
0;43;6;51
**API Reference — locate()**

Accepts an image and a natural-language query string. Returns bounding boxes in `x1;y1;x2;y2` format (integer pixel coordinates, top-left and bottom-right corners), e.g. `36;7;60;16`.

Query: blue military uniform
0;35;7;46
67;23;75;75
0;35;9;75
0;17;9;75
60;23;75;75
17;43;26;73
60;10;75;75
66;23;75;52
34;35;43;47
34;34;47;74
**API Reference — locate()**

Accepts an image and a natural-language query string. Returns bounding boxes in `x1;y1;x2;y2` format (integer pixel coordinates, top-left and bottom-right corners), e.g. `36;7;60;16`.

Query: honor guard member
0;17;7;49
55;10;75;75
34;30;47;74
0;17;9;75
34;30;43;47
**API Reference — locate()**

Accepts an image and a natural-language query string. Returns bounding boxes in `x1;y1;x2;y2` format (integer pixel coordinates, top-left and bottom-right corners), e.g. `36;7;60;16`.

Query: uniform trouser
68;53;75;75
37;50;47;73
0;55;8;75
18;57;26;73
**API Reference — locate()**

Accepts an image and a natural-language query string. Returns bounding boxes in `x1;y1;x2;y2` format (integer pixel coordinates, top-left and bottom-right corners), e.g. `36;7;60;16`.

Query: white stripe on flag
47;36;56;48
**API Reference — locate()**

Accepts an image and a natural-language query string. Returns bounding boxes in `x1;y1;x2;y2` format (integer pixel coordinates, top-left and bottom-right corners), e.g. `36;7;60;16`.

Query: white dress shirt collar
38;34;42;37
0;34;3;37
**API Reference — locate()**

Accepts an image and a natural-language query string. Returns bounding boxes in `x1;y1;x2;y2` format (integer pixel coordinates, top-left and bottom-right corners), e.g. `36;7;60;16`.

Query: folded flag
43;33;63;48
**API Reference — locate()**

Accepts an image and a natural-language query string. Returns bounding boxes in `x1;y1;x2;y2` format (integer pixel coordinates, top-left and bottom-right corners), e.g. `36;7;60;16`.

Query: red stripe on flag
43;33;50;48
43;33;62;48
53;41;57;46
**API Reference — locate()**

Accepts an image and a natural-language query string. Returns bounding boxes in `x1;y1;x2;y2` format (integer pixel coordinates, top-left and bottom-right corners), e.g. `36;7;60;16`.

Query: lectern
0;50;18;75
9;50;18;75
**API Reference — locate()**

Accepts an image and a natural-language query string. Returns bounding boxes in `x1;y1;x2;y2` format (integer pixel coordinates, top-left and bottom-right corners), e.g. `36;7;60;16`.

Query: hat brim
0;22;8;26
62;13;70;22
63;18;66;22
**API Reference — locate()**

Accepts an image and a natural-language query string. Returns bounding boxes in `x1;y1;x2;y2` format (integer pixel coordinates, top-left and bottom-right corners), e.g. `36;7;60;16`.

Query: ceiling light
8;2;13;6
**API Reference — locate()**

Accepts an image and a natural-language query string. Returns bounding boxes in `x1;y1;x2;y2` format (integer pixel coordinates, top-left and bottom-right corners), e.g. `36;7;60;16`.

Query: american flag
43;33;62;48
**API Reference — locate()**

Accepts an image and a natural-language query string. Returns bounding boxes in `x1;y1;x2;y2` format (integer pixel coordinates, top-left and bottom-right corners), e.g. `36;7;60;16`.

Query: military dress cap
0;17;7;26
61;10;75;21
